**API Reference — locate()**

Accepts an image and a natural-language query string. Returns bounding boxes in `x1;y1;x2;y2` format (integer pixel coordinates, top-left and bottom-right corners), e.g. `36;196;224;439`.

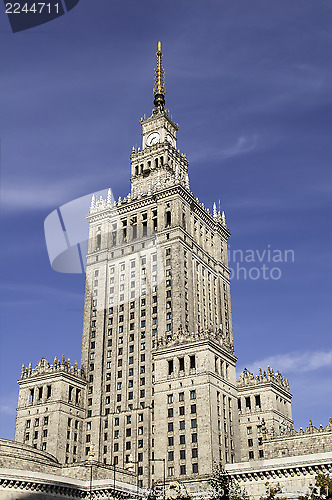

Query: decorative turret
19;356;85;380
237;367;290;391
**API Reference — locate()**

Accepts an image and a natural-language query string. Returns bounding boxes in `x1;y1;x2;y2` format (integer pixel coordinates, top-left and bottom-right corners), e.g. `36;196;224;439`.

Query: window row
168;448;198;460
28;385;52;403
168;433;198;446
25;430;48;440
167;390;196;403
167;419;197;432
167;405;196;417
168;464;198;476
26;416;49;428
238;395;261;411
168;356;196;375
249;450;264;459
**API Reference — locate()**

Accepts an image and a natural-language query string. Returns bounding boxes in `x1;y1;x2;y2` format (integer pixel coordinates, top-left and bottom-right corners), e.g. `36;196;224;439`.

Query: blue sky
0;0;331;439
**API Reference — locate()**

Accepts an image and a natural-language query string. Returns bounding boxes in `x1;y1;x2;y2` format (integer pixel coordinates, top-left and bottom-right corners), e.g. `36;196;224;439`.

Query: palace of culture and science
1;44;331;499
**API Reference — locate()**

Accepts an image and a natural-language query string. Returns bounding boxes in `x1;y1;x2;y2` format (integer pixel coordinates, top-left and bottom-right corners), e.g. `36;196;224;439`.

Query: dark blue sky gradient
0;0;331;439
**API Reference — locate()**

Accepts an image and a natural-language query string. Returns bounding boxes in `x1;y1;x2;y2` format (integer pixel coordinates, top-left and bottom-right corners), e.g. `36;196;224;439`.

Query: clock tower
130;43;189;198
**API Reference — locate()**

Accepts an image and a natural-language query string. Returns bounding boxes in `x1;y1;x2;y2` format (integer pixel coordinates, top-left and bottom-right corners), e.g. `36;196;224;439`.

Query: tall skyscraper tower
81;42;239;489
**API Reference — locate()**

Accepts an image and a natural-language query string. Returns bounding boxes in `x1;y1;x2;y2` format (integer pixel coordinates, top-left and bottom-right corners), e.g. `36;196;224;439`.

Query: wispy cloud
191;135;258;163
0;403;16;416
0;393;18;416
240;350;332;376
1;174;118;212
0;283;83;306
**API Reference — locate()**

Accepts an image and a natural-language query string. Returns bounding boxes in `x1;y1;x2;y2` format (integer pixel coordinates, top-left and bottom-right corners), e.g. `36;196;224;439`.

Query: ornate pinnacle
153;41;165;112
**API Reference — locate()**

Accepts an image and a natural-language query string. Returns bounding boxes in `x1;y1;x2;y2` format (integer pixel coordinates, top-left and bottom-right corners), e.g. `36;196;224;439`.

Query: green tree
259;483;286;500
209;464;249;500
299;472;332;499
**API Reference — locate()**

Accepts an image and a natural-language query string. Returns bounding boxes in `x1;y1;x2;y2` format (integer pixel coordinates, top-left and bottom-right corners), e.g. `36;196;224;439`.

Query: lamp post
113;457;116;497
87;442;95;500
148;458;165;500
128;453;139;498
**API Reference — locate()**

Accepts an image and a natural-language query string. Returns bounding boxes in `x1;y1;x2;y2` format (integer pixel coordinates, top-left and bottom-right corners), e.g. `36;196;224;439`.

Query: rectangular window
179;421;185;430
168;467;174;476
179;435;185;445
180;465;186;475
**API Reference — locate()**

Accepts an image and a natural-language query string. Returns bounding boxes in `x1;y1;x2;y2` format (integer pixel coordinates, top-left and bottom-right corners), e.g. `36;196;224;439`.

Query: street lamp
128;453;139;498
87;442;95;500
113;457;116;497
148;458;165;500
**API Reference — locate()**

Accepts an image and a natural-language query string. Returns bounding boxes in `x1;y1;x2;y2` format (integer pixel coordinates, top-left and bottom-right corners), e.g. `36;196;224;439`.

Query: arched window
96;233;101;250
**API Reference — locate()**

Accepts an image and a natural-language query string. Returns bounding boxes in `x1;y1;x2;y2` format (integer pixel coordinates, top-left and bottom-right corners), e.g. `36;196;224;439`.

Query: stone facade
15;356;87;464
237;367;293;463
11;44;332;498
262;418;332;459
226;452;332;500
0;439;136;499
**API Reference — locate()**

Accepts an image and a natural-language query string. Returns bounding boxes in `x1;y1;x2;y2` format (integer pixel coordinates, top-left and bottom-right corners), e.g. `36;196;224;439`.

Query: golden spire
153;41;165;111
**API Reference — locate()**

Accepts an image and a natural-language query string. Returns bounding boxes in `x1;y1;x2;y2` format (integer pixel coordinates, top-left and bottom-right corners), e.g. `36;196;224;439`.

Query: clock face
166;134;174;146
146;132;160;146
